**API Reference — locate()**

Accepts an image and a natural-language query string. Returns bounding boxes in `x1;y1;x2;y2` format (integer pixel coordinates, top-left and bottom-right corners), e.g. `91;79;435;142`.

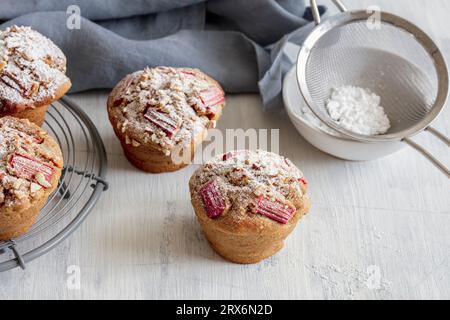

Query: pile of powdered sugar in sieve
299;86;391;136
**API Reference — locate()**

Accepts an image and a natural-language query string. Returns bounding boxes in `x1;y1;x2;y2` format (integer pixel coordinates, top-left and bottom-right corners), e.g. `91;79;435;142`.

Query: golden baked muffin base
192;195;311;264
110;110;208;173
0;189;52;240
0;165;62;241
10;105;49;127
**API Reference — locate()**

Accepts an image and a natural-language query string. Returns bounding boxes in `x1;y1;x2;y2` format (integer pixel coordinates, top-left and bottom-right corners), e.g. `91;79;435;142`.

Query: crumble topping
0;117;62;207
108;67;225;155
190;150;308;223
0;25;70;112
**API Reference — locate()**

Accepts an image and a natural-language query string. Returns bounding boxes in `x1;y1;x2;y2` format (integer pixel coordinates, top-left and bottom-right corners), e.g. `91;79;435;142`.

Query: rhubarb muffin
107;66;225;173
0;116;63;241
189;150;311;264
0;25;71;126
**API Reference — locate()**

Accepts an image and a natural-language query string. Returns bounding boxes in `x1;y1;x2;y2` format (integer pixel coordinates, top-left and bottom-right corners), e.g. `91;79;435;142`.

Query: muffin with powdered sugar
0;25;71;126
189;150;311;264
107;66;225;173
0;116;63;240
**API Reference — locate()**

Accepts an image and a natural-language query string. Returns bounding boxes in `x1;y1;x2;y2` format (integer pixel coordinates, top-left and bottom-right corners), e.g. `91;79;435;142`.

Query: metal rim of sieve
296;0;450;178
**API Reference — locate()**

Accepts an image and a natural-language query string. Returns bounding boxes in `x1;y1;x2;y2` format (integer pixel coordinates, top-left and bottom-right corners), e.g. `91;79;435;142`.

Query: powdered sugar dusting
0;25;70;111
306;263;391;299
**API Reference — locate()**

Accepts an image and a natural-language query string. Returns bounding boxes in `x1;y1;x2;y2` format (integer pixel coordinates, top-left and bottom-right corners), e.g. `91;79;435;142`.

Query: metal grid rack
0;97;108;271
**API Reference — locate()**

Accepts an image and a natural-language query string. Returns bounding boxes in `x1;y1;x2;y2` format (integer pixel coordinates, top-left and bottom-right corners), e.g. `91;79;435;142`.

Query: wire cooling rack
0;97;108;272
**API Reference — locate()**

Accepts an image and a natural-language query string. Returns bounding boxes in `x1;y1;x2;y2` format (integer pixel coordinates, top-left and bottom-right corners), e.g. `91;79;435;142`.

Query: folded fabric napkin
0;0;324;109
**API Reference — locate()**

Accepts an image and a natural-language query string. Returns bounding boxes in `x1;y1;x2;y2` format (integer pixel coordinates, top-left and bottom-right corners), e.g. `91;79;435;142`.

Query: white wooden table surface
1;0;449;300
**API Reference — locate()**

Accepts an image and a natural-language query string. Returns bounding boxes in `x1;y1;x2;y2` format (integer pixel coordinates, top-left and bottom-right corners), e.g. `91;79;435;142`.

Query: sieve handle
403;127;450;178
331;0;348;12
309;0;347;25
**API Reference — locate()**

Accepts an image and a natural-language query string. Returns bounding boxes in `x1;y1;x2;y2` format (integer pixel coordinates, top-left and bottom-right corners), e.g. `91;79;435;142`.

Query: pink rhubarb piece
144;108;180;138
200;179;228;218
222;150;246;161
200;86;225;110
256;196;295;224
9;154;55;185
299;177;308;187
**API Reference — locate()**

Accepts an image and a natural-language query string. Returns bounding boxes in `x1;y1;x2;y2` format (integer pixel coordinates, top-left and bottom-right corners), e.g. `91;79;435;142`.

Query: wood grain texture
0;0;449;299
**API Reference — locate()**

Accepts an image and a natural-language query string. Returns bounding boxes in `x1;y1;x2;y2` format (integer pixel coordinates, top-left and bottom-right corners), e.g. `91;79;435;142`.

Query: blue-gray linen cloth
0;0;323;109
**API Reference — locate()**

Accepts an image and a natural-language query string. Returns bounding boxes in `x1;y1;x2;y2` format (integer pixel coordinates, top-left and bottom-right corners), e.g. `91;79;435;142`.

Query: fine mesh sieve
297;0;450;177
